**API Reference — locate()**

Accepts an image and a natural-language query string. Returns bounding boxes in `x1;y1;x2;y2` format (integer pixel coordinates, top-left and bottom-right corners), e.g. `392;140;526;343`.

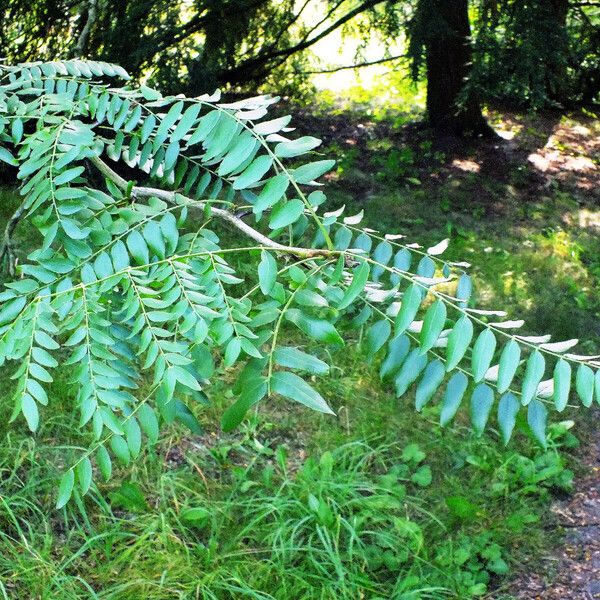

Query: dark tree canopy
0;0;598;132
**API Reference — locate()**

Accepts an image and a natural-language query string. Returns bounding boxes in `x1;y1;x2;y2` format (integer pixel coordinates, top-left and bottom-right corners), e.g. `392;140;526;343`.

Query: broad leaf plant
0;60;597;508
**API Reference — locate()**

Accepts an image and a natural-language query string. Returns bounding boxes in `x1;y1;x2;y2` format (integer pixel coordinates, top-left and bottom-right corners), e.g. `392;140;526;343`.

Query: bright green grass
0;387;576;599
0;314;578;598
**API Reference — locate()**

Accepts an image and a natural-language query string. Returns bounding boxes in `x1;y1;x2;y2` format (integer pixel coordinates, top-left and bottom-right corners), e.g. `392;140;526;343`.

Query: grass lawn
0;106;598;599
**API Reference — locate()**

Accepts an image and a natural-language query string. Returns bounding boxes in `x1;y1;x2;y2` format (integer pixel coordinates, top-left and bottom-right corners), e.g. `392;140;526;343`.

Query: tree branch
299;0;350;44
299;53;404;75
264;0;313;54
89;156;333;260
220;0;388;85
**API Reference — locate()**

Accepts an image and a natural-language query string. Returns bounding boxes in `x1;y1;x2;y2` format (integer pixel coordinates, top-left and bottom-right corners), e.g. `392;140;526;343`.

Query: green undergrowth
0;343;579;599
0;119;598;600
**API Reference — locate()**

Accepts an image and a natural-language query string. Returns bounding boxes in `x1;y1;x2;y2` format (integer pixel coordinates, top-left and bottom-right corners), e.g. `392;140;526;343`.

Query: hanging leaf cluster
0;60;597;508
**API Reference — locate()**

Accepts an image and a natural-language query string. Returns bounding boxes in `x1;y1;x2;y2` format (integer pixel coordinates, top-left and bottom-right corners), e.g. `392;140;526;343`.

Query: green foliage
0;59;597;509
0;423;572;599
473;0;600;107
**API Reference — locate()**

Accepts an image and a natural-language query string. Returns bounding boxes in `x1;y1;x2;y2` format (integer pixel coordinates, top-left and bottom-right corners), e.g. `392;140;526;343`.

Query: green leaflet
440;372;468;426
125;418;142;458
221;377;267;432
94;252;114;279
170;365;202;391
576;364;594;407
0;296;26;325
419;300;446;354
275;136;322;158
155;100;183;143
76;457;93;495
254;174;290;213
553;358;571;412
308;191;326;207
26;379;48;405
527;399;547;448
292;160;335;184
163;141;180;172
224;337;242;367
271;371;334;415
521;350;545;406
497;339;521;394
0;147;18;166
268;199;304;229
274;347;329;374
233;156;273;190
372;240;393;281
380;334;410;380
394;284;421;334
126;230;149;265
470;383;494;436
140;114;156;143
21;393;39;431
446;315;473;371
395;349;428;397
456;273;472;306
54;166;84;186
137;404;159;444
101;407;124;435
295;289;328;308
61;218;90;240
416;255;435;279
415;359;445;411
11;118;23;143
123;104;143;133
338;261;370;310
110;435;131;465
171;103;202;142
218;132;258;176
285;309;344;346
187;110;220;146
334;226;352;251
257;251;277;295
471;330;496;383
143;221;166;258
96;445;112;482
364;319;391;359
56;469;75;509
203;115;239;161
497;392;519;445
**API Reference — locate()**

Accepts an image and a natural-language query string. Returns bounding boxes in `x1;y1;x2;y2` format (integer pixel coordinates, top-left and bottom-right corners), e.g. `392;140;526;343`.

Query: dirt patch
508;420;600;599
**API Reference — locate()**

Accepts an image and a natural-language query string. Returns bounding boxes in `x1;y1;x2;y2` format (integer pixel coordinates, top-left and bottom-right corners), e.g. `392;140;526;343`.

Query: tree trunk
546;0;569;104
424;0;491;136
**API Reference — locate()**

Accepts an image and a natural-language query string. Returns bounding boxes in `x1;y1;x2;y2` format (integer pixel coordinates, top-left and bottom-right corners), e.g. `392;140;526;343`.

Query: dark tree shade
0;0;597;119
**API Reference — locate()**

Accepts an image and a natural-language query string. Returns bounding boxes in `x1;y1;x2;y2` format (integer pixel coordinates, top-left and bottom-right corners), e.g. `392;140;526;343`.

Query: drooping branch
88;155;333;261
